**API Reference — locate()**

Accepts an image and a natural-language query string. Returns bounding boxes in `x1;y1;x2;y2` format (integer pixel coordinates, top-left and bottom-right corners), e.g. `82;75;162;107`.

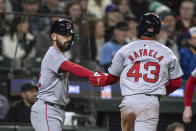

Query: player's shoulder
118;40;149;53
121;40;139;49
123;40;170;49
42;46;57;61
46;46;60;55
154;41;173;52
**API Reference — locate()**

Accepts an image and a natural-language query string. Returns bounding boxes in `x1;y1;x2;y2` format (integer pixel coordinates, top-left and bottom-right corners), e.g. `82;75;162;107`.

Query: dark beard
56;39;71;52
26;97;37;106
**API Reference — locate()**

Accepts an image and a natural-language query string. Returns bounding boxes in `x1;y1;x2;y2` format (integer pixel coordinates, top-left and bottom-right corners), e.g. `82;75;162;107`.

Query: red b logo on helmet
148;28;154;32
66;23;71;30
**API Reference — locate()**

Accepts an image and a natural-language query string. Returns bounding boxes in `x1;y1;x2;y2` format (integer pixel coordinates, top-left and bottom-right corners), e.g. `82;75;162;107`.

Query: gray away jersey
37;46;70;105
191;68;196;78
108;40;183;96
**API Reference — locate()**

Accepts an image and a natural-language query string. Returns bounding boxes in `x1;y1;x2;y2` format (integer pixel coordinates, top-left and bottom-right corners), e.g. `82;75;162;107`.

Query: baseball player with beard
89;13;183;131
31;19;95;131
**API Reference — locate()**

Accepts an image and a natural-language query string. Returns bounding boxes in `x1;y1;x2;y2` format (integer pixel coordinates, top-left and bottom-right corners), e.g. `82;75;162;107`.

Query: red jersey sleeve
60;61;94;78
185;75;196;106
165;77;182;95
105;73;120;85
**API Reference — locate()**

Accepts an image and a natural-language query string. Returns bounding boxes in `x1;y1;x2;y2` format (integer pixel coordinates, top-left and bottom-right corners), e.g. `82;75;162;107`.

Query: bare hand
183;106;192;123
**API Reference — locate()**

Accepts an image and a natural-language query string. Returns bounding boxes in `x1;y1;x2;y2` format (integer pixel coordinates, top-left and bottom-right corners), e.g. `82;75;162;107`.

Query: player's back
116;40;180;96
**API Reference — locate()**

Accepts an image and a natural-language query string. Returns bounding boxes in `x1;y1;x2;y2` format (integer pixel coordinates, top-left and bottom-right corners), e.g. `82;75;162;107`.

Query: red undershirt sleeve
105;74;120;85
165;77;182;95
60;61;94;78
185;75;196;106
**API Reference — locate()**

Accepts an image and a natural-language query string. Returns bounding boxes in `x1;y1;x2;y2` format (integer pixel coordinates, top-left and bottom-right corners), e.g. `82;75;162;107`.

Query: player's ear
51;33;57;41
21;92;25;99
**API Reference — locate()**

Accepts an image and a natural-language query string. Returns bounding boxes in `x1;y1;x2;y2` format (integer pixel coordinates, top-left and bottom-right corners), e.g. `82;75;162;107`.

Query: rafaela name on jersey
129;49;164;62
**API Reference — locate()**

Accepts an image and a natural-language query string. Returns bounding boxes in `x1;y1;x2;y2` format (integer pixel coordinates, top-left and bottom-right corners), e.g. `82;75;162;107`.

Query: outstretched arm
60;61;94;77
89;69;120;87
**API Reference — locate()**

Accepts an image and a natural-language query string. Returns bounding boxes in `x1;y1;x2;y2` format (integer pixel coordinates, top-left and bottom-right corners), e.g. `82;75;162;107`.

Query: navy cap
21;82;38;92
105;4;119;13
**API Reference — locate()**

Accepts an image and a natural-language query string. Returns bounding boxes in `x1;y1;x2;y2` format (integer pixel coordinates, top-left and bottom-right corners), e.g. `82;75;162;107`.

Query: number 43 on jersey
127;61;160;83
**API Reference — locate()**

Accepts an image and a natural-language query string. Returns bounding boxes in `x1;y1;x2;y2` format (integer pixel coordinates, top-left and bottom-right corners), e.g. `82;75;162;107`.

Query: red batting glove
89;69;108;87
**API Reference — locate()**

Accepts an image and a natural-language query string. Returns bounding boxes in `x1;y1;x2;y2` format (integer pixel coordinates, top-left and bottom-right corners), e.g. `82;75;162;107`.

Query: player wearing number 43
89;13;183;131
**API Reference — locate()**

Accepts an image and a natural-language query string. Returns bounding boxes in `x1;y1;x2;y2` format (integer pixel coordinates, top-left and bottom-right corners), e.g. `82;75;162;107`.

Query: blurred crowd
0;0;196;80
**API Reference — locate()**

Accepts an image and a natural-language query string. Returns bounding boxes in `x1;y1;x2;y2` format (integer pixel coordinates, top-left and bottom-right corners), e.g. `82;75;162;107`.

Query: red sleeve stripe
105;74;120;85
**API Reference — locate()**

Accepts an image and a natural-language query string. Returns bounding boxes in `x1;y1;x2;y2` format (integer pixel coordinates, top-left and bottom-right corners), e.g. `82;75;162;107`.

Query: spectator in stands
87;0;112;19
64;1;83;64
22;0;39;14
180;26;196;80
157;11;180;59
89;18;105;63
115;0;132;16
148;1;162;13
5;82;38;123
22;0;47;37
39;0;62;14
2;16;36;69
78;0;88;18
10;0;23;12
35;9;65;59
0;0;13;22
100;21;129;73
65;1;97;73
65;1;82;22
104;4;123;41
0;1;6;55
125;15;138;43
0;94;9;121
176;0;195;35
0;0;13;55
166;122;184;131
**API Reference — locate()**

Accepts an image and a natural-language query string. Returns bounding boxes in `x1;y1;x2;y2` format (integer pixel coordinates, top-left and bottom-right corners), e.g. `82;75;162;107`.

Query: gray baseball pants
31;99;65;131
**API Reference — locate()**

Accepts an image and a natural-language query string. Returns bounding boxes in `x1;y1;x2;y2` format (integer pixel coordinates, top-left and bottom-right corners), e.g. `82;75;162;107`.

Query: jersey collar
141;38;153;40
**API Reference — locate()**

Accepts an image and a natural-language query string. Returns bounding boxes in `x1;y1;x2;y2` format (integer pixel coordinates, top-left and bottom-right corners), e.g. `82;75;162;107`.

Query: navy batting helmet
50;18;77;46
136;13;161;38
